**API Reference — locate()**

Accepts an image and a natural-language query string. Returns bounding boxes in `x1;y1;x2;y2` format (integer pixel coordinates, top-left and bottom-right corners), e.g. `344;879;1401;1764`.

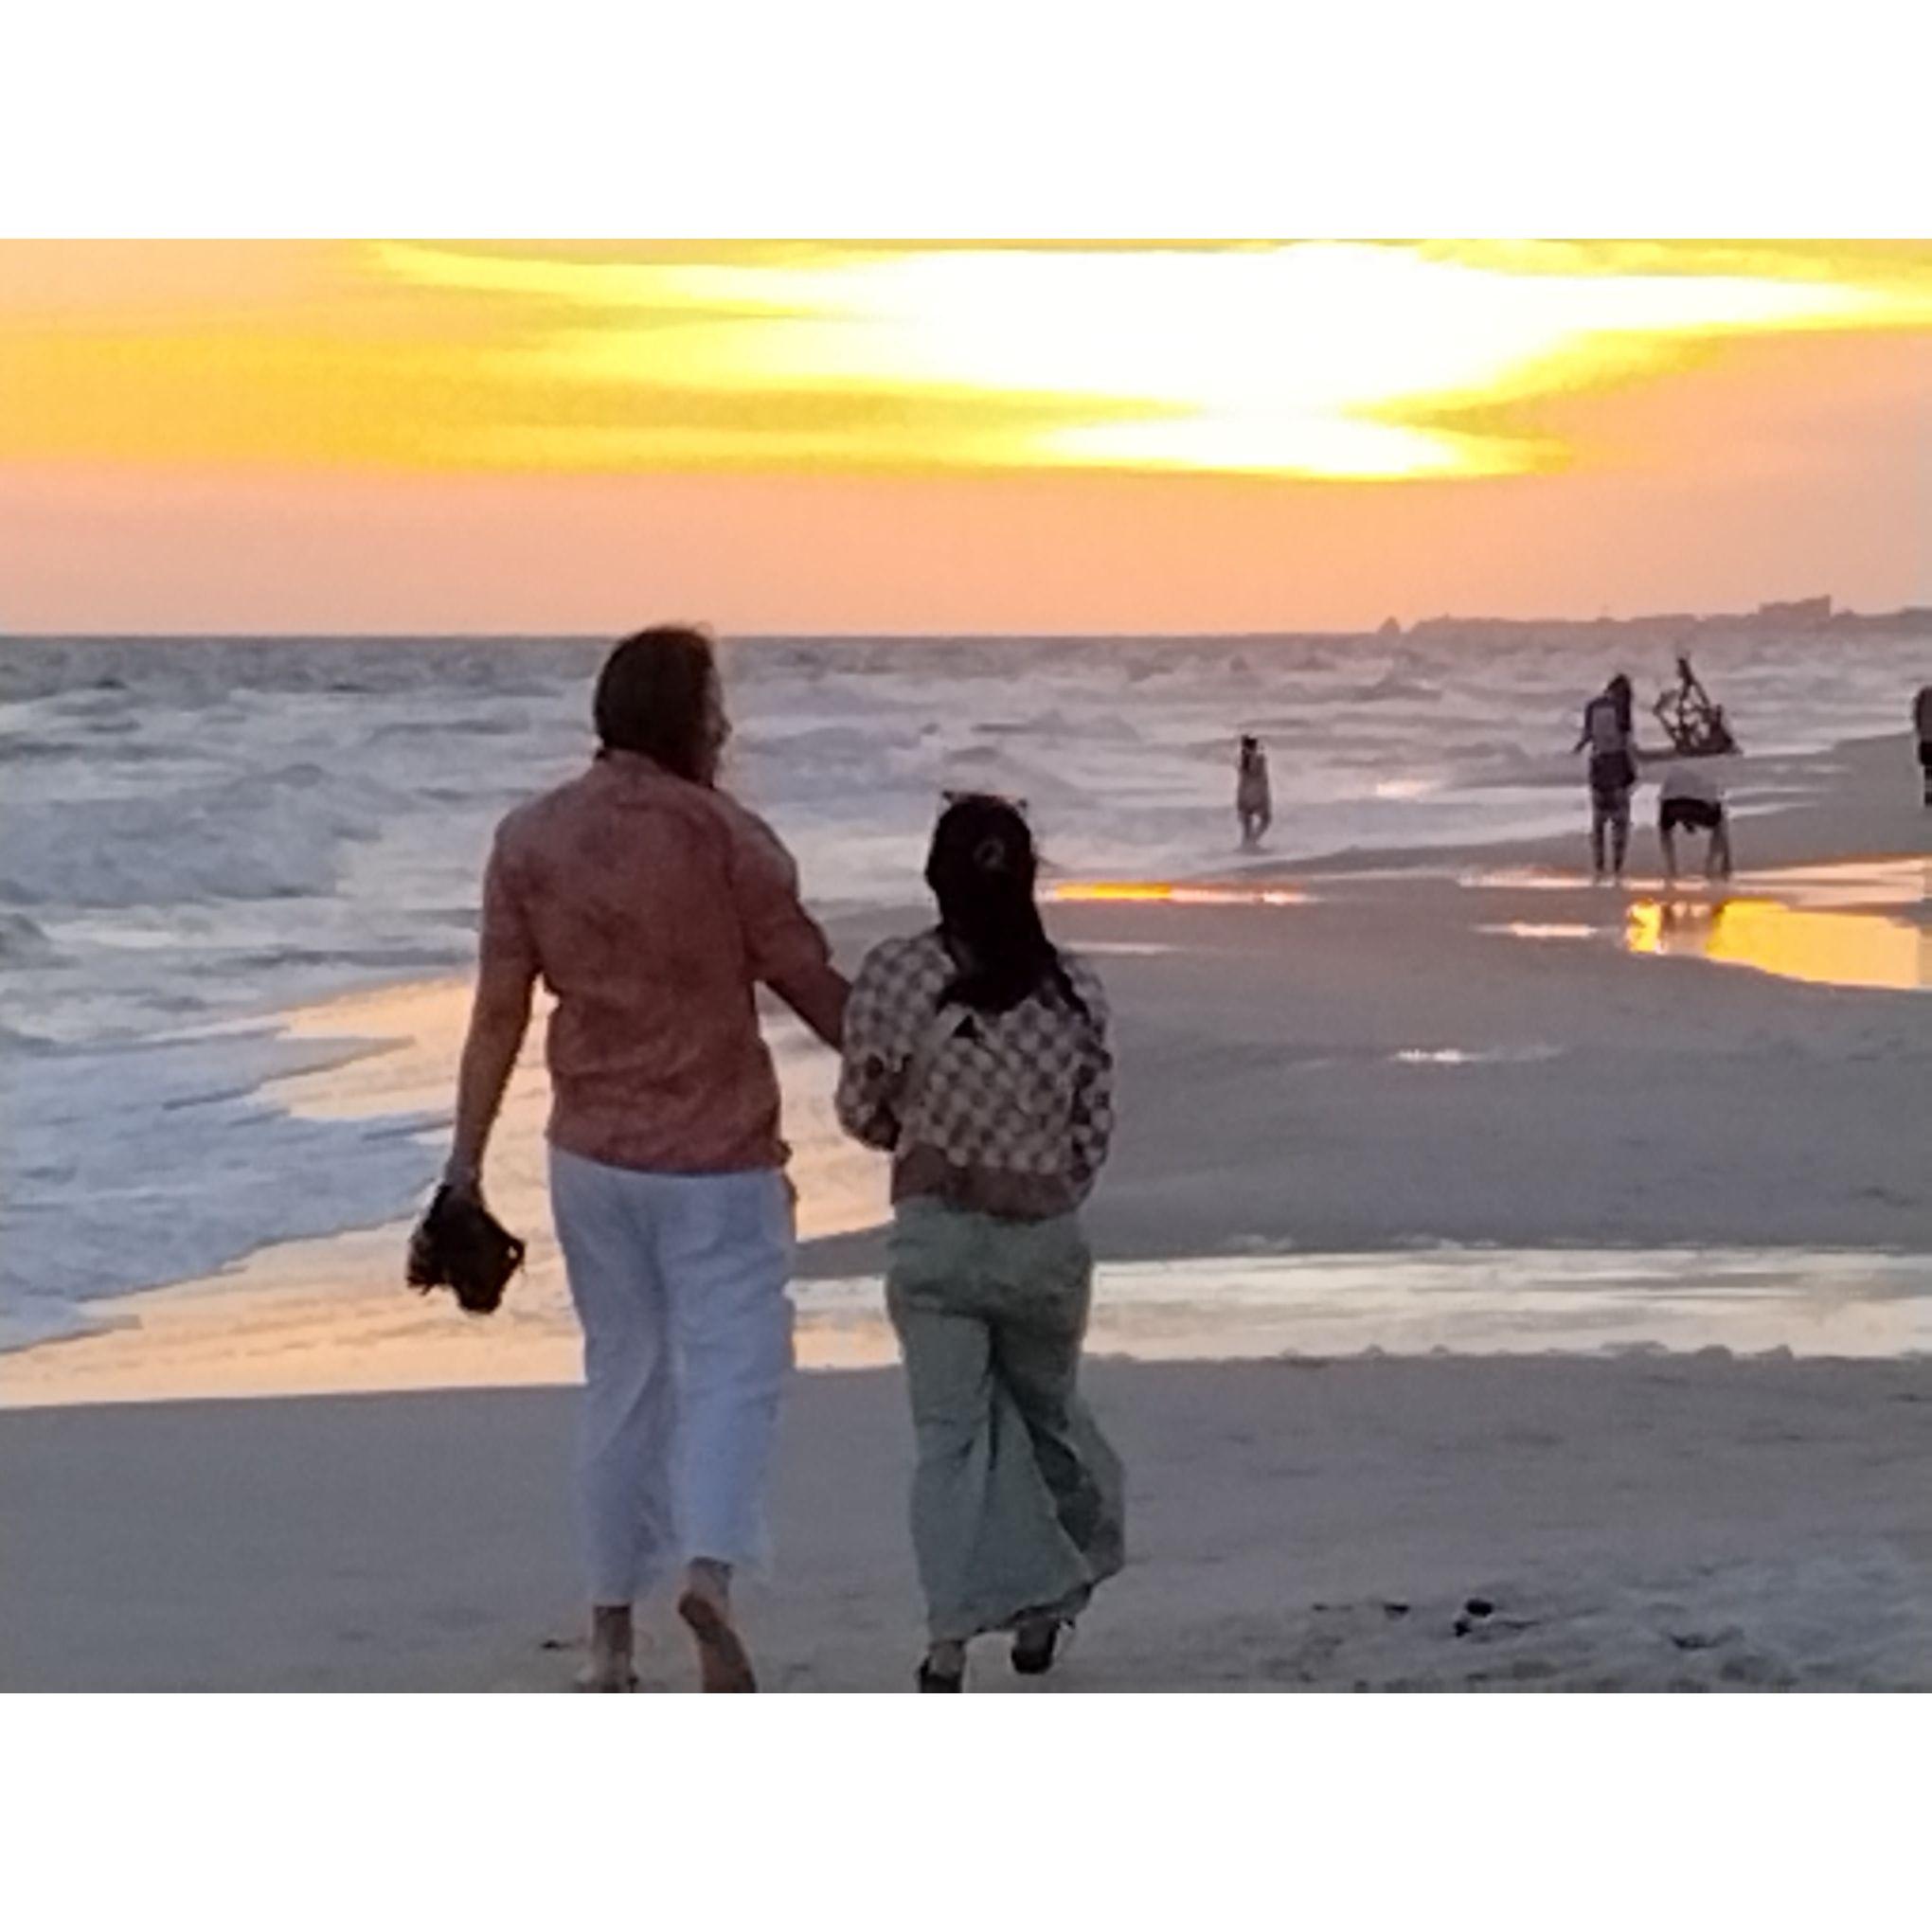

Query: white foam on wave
1;1022;445;1347
0;764;419;909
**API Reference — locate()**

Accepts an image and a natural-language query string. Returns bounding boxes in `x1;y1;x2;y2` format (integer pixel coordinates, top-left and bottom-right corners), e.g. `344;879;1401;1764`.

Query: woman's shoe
1011;1618;1064;1676
917;1657;965;1692
575;1661;639;1692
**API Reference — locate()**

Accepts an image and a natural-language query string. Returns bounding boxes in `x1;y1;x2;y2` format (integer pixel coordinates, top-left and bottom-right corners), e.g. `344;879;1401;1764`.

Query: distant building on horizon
1387;594;1932;640
1754;594;1834;626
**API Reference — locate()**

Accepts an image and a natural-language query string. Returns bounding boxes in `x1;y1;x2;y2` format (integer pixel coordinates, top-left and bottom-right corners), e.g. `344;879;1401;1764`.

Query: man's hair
593;626;718;782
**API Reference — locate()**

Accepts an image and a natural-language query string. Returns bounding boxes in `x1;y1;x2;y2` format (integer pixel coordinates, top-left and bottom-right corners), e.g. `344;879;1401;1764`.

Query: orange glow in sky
2;240;1927;631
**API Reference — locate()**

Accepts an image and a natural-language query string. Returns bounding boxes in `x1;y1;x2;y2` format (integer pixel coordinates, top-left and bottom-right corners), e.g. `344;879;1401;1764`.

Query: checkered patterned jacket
835;930;1115;1204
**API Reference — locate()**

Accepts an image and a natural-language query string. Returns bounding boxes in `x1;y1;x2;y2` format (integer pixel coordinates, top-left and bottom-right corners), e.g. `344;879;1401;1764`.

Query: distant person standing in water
442;625;848;1692
1915;685;1932;806
1574;674;1637;882
1236;734;1272;848
836;796;1124;1691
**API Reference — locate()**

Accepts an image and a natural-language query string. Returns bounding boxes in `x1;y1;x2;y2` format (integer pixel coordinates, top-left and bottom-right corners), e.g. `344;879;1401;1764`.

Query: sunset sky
2;239;1927;633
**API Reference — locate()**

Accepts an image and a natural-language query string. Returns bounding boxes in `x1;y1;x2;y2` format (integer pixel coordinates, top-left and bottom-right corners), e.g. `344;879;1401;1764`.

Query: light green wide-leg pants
886;1198;1126;1645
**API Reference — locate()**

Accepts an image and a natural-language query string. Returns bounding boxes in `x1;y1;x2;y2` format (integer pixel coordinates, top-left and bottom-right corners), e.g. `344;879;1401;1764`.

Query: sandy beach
4;730;1927;1690
7;1352;1930;1692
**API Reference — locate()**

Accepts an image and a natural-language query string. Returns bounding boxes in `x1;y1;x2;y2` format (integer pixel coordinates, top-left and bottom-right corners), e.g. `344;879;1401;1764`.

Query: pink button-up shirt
480;751;832;1173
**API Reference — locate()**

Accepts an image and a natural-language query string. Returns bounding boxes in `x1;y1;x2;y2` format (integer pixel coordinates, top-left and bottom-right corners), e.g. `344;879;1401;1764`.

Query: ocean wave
219;941;471;975
741;722;895;760
0;764;408;908
1333;674;1443;704
0;911;58;961
0;733;90;764
1451;741;1577;784
0;1019;60;1054
0;1020;446;1325
368;710;544;742
970;707;1145;742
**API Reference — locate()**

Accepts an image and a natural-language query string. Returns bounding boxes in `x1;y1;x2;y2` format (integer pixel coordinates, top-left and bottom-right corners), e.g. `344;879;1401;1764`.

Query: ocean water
3;624;1924;1350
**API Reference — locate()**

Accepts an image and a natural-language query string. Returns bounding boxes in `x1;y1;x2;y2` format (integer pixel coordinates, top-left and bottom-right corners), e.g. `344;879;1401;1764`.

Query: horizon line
7;604;1931;645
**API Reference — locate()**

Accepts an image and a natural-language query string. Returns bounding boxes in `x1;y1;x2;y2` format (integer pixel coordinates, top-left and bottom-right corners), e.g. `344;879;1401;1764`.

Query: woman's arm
833;952;904;1152
1066;974;1116;1199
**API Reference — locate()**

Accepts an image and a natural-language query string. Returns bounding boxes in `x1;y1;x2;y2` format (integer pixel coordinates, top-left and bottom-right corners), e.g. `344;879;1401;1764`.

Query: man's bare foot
677;1560;757;1692
579;1603;637;1692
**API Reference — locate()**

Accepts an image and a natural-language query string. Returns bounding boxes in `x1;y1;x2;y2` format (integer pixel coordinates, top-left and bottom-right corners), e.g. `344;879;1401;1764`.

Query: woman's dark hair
593;626;719;782
1607;672;1634;733
925;795;1087;1018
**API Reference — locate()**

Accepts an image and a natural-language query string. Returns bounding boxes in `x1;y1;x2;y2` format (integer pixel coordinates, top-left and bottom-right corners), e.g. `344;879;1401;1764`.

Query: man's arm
726;805;849;1049
768;959;849;1050
445;970;534;1192
445;833;538;1194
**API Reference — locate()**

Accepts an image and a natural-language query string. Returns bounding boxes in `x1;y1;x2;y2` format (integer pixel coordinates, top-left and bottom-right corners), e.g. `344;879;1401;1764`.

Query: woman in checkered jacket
835;795;1125;1691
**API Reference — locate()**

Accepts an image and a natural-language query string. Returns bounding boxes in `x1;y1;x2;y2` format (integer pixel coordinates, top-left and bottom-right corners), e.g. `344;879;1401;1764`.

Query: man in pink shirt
443;626;847;1691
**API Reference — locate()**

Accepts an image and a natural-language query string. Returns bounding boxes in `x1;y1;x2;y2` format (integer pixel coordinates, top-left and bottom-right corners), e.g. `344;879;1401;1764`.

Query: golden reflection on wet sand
1626;895;1930;993
1472;858;1929;994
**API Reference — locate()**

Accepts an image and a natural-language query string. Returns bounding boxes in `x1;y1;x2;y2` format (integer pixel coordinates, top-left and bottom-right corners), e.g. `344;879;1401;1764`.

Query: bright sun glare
378;239;1919;480
5;240;1928;485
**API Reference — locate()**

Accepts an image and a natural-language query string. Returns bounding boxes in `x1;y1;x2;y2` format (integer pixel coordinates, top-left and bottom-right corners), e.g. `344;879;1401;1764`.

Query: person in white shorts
1657;754;1733;883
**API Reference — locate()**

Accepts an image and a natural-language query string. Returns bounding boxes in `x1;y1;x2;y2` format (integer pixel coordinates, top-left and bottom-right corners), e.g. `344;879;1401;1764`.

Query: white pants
548;1146;796;1605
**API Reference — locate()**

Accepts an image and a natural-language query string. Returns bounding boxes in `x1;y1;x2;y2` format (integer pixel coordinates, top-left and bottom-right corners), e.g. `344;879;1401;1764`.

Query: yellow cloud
2;239;1926;482
400;239;1923;479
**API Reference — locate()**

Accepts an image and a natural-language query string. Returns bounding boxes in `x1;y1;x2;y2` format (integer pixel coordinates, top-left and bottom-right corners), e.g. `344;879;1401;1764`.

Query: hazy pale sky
2;239;1927;632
